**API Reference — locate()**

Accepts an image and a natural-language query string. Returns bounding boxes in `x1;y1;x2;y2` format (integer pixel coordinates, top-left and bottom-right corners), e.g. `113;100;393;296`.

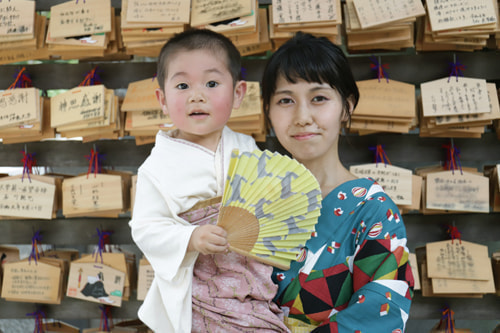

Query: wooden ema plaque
352;0;425;29
62;173;126;218
1;258;64;304
51;85;106;128
136;257;153;301
0;174;57;220
49;0;112;38
66;253;126;307
0;87;40;128
426;240;496;294
425;170;489;213
349;163;413;206
191;0;252;27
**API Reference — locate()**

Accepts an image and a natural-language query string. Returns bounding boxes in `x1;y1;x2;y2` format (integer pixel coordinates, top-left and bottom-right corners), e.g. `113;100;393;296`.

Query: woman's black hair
261;32;359;127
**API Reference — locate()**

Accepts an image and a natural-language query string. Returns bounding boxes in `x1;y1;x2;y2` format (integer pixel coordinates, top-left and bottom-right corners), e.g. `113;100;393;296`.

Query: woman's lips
292;132;317;140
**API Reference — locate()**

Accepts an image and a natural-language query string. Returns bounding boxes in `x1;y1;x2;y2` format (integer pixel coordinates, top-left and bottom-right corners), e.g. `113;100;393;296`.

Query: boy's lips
189;110;209;117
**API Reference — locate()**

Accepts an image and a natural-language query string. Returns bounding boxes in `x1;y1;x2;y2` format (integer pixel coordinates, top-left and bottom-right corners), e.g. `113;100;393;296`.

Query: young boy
129;29;288;333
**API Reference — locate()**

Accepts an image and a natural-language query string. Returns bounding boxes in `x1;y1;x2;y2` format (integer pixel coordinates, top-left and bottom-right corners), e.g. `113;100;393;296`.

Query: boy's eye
176;83;188;90
206;81;219;88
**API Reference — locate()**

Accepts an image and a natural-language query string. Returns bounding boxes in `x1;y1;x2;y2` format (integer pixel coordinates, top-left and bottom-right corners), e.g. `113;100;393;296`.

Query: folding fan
217;149;322;270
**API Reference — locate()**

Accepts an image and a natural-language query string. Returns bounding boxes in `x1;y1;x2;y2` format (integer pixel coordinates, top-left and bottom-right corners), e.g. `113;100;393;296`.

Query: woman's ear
341;95;355;123
155;88;168;115
232;80;247;109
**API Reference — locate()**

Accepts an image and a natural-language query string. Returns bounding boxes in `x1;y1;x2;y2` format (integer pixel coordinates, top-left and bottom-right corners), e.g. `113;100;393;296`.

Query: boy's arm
129;168;198;281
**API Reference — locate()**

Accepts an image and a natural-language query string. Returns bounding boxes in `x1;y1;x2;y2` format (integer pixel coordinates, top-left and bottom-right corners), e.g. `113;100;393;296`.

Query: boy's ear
155;88;168;115
232;80;247;109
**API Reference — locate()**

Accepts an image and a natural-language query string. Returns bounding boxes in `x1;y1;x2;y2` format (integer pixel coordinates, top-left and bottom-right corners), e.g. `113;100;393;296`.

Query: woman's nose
294;104;313;126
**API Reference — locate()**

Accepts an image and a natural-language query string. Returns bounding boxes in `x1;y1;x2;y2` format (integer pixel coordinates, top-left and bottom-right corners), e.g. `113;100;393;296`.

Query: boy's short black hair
261;32;359;124
156;28;242;91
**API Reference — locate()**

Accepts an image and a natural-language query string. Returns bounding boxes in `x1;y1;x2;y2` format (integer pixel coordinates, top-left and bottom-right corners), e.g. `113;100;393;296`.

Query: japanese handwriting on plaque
421;77;490;118
0;176;56;220
434;83;500;126
426;0;497;32
51;85;105;128
191;0;252;27
136;258;154;301
349;163;413;205
426;240;493;281
272;0;339;24
0;87;40;128
352;0;425;29
62;174;124;217
126;0;190;24
0;0;35;37
129;110;171;128
1;260;62;304
49;0;111;39
426;170;489;213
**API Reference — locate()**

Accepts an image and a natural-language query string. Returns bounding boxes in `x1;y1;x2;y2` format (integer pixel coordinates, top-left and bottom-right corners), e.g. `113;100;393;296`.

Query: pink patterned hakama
180;201;290;333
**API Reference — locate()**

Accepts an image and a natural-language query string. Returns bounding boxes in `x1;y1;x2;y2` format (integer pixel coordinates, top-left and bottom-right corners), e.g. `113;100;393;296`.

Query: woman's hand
188;224;229;255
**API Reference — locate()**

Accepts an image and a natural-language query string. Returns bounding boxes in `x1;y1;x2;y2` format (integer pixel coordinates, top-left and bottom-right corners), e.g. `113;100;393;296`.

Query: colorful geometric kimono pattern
272;178;414;333
180;201;290;333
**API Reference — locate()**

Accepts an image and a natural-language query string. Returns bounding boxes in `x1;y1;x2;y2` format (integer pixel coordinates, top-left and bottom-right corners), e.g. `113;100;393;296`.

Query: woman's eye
176;83;188;90
312;96;328;103
277;98;293;105
206;81;219;88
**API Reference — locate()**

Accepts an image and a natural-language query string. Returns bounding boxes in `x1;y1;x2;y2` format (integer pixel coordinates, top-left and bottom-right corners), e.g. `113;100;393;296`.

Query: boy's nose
189;90;206;103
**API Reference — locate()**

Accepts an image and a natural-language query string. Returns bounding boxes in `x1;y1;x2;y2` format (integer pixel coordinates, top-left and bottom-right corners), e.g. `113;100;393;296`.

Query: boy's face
156;48;246;149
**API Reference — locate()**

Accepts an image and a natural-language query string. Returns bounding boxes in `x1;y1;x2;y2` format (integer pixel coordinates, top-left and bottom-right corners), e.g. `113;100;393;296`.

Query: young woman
262;32;414;333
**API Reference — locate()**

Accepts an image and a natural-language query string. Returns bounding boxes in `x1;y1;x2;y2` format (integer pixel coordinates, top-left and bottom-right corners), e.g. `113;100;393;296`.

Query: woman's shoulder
327;177;382;202
327;177;400;219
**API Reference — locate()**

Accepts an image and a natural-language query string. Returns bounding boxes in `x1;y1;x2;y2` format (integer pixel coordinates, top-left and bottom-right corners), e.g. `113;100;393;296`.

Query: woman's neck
303;157;356;198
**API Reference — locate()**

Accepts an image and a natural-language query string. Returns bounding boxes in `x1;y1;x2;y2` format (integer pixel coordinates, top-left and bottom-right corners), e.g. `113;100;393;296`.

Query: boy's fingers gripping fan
217;149;322;270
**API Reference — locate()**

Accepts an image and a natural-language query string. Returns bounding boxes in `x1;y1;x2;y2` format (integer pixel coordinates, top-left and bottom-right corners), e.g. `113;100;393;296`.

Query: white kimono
129;126;258;333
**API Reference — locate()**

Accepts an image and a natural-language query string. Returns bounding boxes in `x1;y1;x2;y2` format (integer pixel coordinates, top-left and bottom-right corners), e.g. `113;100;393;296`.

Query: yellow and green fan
217;149;322;270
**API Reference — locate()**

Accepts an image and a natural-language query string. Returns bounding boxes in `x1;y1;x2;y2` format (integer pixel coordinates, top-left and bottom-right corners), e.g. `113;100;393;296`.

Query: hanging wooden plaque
0;174;56;219
272;0;339;25
126;0;190;24
49;0;112;38
0;0;35;38
121;77;161;112
425;170;489;213
191;0;252;27
1;258;63;304
62;173;124;217
51;85;106;128
426;0;497;32
352;0;425;29
421;77;490;118
136;257;153;301
0;87;40;128
349;163;413;205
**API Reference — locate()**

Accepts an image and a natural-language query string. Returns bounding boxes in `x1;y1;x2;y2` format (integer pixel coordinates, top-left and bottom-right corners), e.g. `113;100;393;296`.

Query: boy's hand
188;224;229;255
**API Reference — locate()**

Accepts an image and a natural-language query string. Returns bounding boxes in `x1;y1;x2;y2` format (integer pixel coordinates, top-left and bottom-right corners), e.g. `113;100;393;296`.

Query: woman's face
268;75;350;165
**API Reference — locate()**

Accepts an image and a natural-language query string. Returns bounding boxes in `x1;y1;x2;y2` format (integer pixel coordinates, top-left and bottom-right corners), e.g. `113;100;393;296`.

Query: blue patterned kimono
273;177;414;333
